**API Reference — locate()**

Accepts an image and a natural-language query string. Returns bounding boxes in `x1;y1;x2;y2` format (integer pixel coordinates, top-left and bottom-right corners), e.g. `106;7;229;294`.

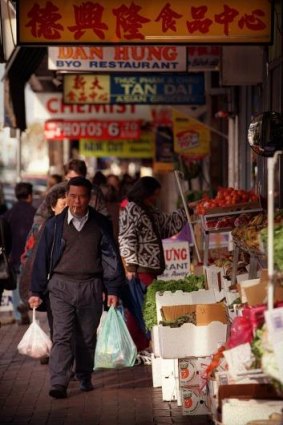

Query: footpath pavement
0;312;213;425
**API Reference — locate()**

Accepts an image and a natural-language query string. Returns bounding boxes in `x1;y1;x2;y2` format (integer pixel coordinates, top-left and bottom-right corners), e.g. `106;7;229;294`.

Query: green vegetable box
152;289;228;359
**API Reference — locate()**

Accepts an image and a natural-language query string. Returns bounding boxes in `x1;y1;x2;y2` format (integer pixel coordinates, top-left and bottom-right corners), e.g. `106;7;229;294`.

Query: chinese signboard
80;131;154;158
173;109;210;158
48;45;187;72
44;119;141;140
63;73;205;105
17;0;272;45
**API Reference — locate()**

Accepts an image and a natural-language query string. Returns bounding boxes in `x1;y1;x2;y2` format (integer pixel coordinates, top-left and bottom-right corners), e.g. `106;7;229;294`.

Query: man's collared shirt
67;208;89;231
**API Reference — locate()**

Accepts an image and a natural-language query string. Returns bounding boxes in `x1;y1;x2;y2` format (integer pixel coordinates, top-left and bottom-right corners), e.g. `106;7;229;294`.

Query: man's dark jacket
30;206;125;298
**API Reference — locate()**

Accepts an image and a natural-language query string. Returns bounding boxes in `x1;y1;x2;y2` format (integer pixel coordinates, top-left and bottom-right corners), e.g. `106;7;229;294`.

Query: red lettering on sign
238;9;266;31
67;2;108;40
165;248;188;261
112;2;150;40
155;3;182;32
187;6;213;34
214;4;239;36
26;1;63;40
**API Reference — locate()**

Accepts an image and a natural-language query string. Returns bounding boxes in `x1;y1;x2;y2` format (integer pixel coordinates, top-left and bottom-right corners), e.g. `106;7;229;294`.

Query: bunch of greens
261;225;283;274
143;274;205;331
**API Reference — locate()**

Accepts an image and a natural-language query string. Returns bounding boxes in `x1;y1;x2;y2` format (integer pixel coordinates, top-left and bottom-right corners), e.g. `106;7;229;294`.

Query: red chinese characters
155;2;183;32
66;76;109;104
186;6;213;34
25;1;63;40
238;9;266;31
24;1;269;42
67;2;108;40
214;4;239;36
112;2;150;40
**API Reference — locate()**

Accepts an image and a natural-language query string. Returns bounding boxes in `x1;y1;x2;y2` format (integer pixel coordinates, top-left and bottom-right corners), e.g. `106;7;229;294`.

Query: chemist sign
63;73;205;105
48;45;187;72
160;240;191;281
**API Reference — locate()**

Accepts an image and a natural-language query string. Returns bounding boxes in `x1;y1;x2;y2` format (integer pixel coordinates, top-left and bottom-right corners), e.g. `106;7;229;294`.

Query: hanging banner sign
44;119;141;140
48;46;187;72
17;0;272;45
63;73;205;105
80;131;154;158
173;109;210;158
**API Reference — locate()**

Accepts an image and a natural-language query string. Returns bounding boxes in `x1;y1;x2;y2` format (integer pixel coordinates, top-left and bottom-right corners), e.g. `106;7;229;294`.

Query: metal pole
16;128;21;182
267;151;283;311
174;170;202;264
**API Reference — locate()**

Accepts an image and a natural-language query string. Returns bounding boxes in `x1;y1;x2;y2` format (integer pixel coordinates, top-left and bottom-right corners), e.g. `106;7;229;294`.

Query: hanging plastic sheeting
248;111;283;158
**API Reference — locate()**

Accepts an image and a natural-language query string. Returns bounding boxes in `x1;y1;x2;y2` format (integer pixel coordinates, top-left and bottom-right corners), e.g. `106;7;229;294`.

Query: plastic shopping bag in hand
94;306;137;369
17;308;52;359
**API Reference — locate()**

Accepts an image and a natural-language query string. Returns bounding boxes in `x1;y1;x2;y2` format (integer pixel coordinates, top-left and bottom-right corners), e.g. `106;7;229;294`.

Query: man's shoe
79;378;94;392
49;385;67;399
40;356;49;365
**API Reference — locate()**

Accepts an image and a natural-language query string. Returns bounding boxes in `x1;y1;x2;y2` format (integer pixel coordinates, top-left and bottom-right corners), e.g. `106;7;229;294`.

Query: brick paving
0;312;213;425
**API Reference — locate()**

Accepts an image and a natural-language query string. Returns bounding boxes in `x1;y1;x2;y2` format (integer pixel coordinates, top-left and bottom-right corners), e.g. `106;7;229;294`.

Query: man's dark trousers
48;274;103;388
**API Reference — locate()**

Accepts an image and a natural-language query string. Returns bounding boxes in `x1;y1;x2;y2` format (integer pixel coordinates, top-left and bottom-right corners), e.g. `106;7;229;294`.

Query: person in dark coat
28;177;125;399
0;217;12;314
3;182;36;324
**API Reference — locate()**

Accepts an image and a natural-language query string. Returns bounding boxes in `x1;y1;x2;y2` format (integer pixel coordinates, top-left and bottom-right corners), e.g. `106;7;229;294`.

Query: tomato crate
200;203;262;232
200;204;263;266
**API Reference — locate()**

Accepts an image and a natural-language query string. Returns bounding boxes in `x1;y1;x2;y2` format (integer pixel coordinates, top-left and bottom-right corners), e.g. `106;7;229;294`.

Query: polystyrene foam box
158;321;227;358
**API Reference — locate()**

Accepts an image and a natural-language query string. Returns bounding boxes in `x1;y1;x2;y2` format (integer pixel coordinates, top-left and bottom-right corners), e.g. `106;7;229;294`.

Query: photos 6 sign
18;0;272;45
63;73;205;105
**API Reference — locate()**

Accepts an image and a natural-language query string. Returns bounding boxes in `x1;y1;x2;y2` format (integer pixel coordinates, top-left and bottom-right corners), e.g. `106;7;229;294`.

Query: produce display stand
200;203;262;266
230;240;267;285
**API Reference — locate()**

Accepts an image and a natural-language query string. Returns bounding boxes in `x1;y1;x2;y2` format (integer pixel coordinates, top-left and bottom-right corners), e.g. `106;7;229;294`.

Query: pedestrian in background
29;177;125;399
118;176;188;358
19;182;67;352
0;216;12;314
3;183;36;325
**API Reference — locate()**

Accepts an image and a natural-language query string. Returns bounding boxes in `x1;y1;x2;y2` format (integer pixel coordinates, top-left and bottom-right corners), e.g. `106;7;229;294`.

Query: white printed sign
161;240;191;281
48;46;187;72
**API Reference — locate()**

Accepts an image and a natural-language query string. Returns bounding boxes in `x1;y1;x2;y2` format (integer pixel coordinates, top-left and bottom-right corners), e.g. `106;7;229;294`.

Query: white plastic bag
94;306;137;369
17;308;52;359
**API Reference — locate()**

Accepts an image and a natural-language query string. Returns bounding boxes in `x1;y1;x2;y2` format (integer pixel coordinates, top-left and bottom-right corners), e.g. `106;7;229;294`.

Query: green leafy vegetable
261;225;283;273
143;274;205;331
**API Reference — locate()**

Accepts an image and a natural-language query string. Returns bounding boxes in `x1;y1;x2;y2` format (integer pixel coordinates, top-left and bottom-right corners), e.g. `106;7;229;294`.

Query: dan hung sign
17;0;272;45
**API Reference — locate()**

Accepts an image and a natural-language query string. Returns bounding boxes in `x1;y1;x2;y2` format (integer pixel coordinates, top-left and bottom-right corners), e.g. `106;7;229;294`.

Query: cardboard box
222;399;283;425
155;289;224;323
242;270;283;306
160;358;181;405
161;302;228;325
204;265;224;291
181;386;210;415
178;356;211;387
151;354;162;388
151;325;161;357
218;383;283;411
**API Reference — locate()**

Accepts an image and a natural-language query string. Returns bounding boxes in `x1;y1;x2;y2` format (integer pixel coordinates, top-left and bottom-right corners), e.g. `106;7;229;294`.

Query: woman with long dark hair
119;176;187;359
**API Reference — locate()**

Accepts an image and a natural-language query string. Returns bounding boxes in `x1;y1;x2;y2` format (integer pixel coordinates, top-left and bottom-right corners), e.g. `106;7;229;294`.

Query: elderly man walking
29;177;125;399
